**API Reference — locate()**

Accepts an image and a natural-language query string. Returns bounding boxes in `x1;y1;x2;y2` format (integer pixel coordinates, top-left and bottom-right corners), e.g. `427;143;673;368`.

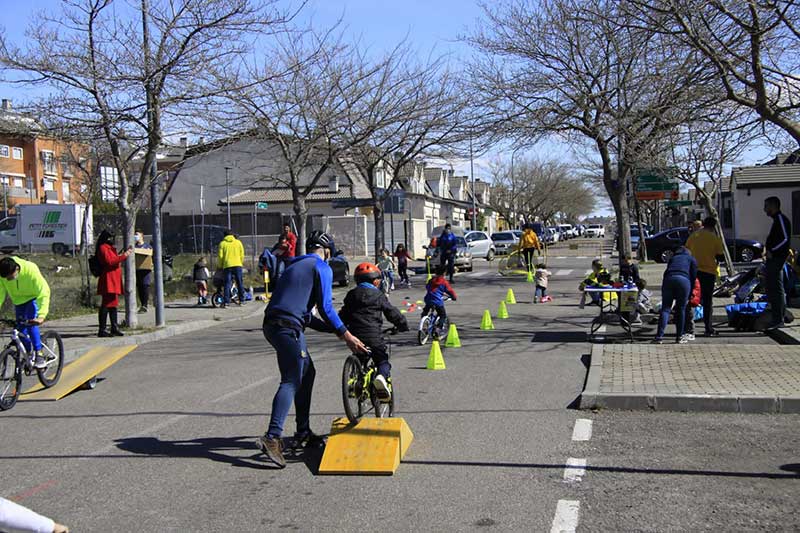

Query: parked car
429;235;474;271
465;230;496;260
546;227;561;243
557;224;576;239
630;226;649;251
329;250;350;287
644;227;764;263
585;224;606;238
491;231;519;255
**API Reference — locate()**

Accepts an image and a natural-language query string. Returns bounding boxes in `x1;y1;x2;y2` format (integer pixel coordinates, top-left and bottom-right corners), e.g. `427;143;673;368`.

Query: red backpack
689;279;701;307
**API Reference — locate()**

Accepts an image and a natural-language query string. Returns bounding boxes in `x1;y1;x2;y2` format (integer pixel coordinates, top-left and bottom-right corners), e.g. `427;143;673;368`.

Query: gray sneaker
33;350;48;369
257;434;285;468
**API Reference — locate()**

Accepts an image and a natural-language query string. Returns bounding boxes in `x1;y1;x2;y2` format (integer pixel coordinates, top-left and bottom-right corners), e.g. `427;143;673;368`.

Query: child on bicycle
193;257;210;305
376;248;396;291
0;257;51;368
422;265;457;329
394;243;412;287
337;262;409;401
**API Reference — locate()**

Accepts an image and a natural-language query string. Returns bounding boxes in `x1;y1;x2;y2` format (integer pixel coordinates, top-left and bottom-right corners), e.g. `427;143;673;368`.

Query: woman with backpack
95;229;132;337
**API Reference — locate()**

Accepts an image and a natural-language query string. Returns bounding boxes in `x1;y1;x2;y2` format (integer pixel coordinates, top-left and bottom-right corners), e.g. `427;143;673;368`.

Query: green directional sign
636;168;678;192
664;200;693;207
256;202;268;210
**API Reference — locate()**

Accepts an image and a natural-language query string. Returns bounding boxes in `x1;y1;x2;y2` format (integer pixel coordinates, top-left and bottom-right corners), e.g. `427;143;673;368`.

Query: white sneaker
677;335;690;344
684;333;695;341
33;351;48;369
373;374;392;401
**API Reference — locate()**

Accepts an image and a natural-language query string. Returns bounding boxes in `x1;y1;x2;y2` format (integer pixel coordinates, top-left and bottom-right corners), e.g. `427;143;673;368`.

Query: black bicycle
341;328;397;424
0;321;64;410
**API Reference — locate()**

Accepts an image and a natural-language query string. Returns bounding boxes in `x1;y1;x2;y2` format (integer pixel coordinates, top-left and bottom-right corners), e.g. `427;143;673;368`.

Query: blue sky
1;1;780;216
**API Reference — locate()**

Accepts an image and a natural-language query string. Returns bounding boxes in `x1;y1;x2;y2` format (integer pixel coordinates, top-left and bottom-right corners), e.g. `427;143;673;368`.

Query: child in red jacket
684;278;701;341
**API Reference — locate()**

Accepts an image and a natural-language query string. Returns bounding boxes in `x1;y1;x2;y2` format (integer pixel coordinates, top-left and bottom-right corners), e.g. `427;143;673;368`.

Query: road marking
554;269;573;276
576;256;588;259
555;256;566;259
9;480;58;502
584;269;594;276
550;500;580;533
563;457;587;483
572;419;593;441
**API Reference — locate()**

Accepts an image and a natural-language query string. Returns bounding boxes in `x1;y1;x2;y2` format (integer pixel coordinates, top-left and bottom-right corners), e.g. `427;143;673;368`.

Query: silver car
491;231;519;255
465;230;496;260
430;235;474;271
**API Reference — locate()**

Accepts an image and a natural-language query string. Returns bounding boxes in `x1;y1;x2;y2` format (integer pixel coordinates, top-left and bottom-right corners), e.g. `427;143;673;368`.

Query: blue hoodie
664;247;698;286
265;254;346;334
438;231;458;254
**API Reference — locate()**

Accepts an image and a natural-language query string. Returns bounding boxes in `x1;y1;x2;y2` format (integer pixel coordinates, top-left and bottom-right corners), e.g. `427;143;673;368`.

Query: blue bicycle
0;321;64;411
417;305;450;345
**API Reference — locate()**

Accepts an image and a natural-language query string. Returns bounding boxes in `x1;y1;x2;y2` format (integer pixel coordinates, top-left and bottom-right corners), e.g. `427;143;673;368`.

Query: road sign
256;202;268;210
635;191;667;201
635;168;678;193
664;200;693;207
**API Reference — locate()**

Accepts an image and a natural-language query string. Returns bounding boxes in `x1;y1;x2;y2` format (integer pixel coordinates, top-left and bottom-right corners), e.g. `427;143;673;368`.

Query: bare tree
664;107;762;273
628;0;800;147
0;0;295;326
341;51;476;260
468;0;719;261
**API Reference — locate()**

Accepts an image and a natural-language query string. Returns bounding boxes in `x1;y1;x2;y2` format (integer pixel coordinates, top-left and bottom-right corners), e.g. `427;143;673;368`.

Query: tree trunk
698;191;735;276
121;204;138;328
293;195;307;256
605;178;631;263
373;200;385;262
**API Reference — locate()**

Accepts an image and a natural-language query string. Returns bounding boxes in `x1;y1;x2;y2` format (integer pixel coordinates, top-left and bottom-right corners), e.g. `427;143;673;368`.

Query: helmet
354;262;381;283
305;230;334;251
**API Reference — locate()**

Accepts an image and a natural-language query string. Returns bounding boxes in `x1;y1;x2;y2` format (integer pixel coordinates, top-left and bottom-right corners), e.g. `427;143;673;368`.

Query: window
41;151;56;174
60;156;73;177
62;180;71;202
44;178;56;192
11;147;22;160
0;145;8;158
14;177;23;188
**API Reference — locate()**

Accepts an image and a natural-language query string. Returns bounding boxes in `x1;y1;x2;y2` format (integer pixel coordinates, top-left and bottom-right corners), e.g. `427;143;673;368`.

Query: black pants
136;270;151;308
360;342;391;379
697;271;716;333
422;304;447;328
523;248;536;270
765;256;787;325
439;253;455;279
398;263;409;283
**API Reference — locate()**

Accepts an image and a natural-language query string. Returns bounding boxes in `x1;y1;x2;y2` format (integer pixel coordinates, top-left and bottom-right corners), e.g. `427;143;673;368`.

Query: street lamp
469;134;476;230
224;166;231;229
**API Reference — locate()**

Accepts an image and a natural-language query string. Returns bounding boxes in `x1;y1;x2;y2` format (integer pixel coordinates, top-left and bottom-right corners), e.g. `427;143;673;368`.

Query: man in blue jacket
258;230;367;468
437;224;458;282
763;196;791;330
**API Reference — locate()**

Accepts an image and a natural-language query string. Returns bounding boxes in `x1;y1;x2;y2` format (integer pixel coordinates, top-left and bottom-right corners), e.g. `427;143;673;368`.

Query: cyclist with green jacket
0;257;51;368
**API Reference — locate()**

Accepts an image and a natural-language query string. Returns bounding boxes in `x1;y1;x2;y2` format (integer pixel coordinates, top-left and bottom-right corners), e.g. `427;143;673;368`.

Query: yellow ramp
318;417;414;475
21;344;137;401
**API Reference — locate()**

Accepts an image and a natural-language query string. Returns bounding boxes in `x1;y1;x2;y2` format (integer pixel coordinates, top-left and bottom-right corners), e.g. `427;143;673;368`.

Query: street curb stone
579;344;800;414
768;325;800;345
62;305;265;364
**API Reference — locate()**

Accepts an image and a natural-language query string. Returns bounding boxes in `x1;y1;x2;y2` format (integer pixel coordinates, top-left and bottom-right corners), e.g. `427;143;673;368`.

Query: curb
579;344;800;414
62;304;265;364
768;325;800;345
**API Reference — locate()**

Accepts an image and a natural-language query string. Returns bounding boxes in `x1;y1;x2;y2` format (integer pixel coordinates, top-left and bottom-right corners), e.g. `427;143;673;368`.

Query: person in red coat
96;230;133;337
281;223;297;258
683;277;702;341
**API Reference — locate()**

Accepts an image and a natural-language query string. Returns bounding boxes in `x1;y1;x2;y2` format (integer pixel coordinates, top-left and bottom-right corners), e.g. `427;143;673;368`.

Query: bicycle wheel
37;331;64;388
211;290;224;308
0;347;22;411
342;355;366;424
418;315;431;345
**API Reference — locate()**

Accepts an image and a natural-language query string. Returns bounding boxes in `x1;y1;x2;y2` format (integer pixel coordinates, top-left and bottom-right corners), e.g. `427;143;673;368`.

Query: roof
0;109;46;137
731;164;800;187
219;184;366;205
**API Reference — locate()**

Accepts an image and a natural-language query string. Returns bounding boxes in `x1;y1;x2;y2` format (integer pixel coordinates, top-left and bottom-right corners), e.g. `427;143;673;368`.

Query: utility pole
142;0;164;327
469;134;476;230
225;166;232;229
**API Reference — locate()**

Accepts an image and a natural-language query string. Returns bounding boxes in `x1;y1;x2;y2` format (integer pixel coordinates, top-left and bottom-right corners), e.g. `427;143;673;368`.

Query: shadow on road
114;435;324;473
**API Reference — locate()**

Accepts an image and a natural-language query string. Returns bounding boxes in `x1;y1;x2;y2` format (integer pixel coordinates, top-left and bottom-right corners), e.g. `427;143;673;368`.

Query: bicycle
341;328;397;424
0;321;65;411
417;303;450;345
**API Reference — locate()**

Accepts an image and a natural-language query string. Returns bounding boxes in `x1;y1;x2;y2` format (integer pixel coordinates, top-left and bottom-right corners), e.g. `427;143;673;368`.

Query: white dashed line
563;458;587;483
554;269;573;276
584;269;594;276
550;500;580;533
571;419;593;441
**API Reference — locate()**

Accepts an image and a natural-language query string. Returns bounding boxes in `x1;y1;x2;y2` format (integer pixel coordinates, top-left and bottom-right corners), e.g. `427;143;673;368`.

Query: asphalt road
1;252;798;532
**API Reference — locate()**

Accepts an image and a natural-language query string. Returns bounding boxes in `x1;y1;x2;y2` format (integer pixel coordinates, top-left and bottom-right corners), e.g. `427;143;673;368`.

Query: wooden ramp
318;417;413;475
21;344;137;401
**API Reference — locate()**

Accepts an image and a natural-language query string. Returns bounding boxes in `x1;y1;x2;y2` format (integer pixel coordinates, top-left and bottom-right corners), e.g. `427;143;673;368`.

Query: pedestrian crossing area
454;268;594;280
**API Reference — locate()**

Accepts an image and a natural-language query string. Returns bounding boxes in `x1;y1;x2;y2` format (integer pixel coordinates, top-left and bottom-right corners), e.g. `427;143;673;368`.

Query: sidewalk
580;343;800;414
38;298;267;363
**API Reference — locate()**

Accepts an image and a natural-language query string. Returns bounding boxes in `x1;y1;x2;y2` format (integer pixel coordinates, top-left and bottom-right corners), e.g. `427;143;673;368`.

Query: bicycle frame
8;326;57;369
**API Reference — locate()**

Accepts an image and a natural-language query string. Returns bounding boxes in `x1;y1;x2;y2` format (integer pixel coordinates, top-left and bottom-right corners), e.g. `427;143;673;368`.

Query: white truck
0;204;93;254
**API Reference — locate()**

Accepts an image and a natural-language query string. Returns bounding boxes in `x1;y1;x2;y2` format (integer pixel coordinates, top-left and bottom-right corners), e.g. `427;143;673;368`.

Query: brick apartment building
0;99;87;213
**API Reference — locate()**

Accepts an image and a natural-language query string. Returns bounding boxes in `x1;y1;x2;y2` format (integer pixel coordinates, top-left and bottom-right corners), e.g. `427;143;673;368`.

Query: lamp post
469;135;476;230
224;166;231;229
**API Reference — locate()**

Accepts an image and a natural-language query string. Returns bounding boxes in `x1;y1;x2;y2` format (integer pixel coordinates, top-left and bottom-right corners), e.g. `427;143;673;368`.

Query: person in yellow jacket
579;259;617;307
218;230;245;307
0;256;51;368
518;224;542;271
685;217;725;337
